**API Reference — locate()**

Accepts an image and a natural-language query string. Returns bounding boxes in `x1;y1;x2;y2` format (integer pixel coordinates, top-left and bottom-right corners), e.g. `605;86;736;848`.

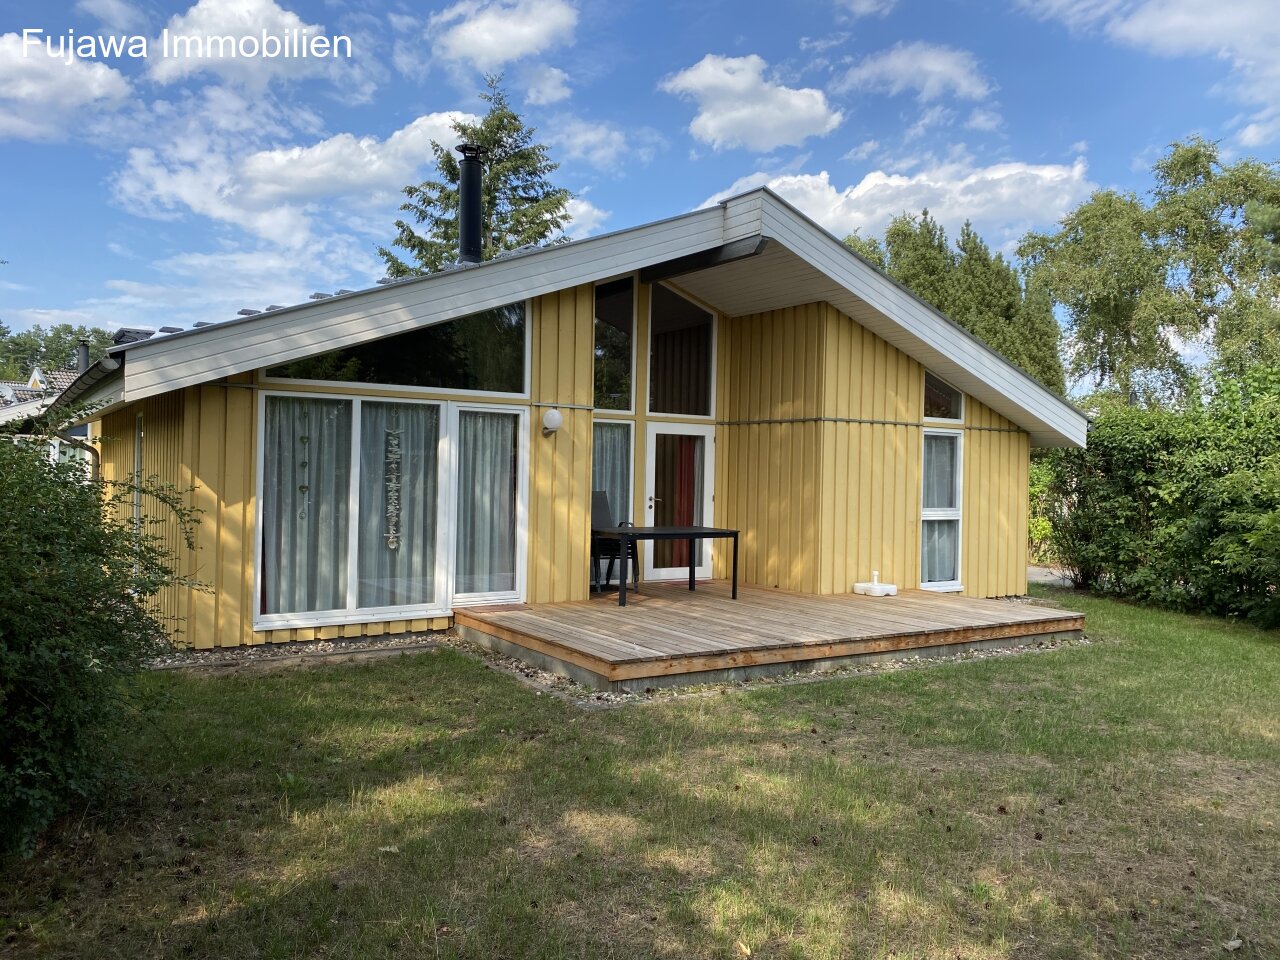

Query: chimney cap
455;142;486;160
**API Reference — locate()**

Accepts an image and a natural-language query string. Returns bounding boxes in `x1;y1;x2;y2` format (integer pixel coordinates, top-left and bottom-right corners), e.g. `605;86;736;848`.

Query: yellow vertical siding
816;303;924;594
526;284;596;604
961;398;1029;598
714;300;1027;599
715;303;826;592
99;393;190;640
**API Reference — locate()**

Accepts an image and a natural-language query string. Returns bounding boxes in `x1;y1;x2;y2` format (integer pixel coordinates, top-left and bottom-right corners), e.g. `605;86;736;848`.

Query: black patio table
590;525;739;607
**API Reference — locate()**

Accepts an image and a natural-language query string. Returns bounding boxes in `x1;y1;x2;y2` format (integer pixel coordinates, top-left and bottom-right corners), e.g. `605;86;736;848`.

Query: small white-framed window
921;428;962;591
924;372;963;422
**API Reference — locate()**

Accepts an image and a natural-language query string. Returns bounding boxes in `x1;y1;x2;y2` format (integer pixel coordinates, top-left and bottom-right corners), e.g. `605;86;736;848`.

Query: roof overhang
75;188;1087;447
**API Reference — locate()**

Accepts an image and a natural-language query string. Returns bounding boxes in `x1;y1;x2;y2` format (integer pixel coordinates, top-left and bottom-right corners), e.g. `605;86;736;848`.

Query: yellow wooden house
57;188;1087;653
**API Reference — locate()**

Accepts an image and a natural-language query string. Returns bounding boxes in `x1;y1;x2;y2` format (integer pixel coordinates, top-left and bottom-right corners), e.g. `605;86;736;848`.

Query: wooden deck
455;581;1084;691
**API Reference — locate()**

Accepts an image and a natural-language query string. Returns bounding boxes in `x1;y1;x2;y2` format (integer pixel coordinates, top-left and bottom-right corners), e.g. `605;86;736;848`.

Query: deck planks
459;581;1084;684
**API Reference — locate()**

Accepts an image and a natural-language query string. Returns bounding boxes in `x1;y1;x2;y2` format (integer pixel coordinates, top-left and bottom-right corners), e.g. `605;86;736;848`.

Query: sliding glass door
257;393;526;628
453;409;522;601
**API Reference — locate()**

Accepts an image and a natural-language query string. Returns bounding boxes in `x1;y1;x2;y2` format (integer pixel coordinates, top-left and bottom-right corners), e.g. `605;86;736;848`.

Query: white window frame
923;371;964;425
642;420;716;582
920;426;963;593
258;299;533;402
592;273;638;415
646;281;718;422
448;401;530;609
253;389;528;630
590;418;635;524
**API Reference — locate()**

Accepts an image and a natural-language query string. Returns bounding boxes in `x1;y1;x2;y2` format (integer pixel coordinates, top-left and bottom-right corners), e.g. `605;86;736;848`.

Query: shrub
1043;369;1280;626
1027;458;1056;564
0;441;195;856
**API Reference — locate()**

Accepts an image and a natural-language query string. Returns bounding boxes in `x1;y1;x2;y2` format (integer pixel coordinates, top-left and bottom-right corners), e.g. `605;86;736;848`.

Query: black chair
590;490;639;593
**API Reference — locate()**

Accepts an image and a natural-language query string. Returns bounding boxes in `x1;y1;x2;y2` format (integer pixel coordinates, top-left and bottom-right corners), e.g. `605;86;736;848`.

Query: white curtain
456;411;518;594
358;402;440;608
923;434;957;509
922;519;959;583
262;396;352;613
591;422;632;523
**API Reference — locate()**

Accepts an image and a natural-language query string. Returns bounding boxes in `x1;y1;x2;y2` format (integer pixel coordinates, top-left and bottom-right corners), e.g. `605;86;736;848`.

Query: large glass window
591;421;632;524
267;303;526;394
921;431;961;588
260;395;522;621
455;410;519;596
649;284;712;416
261;396;353;614
594;278;633;410
357;402;440;608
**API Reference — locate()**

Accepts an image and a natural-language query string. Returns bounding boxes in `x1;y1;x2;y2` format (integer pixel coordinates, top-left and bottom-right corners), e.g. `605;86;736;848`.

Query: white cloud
837;0;900;16
75;0;146;32
799;33;850;53
701;155;1096;248
905;105;955;140
661;54;843;152
429;0;577;70
842;138;880;161
837;41;995;101
965;107;1003;132
1070;139;1089;154
239;112;474;203
1022;0;1280;145
148;0;345;90
525;64;571;105
545;116;631;168
112;88;471;247
0;32;131;140
565;197;609;238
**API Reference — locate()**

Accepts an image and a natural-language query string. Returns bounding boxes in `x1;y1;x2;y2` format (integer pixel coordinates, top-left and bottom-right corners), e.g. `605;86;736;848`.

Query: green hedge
0;441;194;856
1041;370;1280;626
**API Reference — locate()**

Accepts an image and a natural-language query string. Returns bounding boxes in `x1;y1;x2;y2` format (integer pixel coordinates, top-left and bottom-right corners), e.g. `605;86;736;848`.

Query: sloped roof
59;188;1087;447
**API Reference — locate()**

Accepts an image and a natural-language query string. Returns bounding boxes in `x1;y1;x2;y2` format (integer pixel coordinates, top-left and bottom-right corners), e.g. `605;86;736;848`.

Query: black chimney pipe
76;338;90;374
456;143;485;265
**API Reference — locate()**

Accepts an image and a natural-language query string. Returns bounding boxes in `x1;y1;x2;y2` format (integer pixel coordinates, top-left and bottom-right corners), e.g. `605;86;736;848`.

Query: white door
643;422;715;581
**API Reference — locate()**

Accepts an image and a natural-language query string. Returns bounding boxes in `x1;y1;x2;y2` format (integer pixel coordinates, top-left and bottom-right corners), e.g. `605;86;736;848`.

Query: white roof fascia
740;191;1088;448
118;206;733;404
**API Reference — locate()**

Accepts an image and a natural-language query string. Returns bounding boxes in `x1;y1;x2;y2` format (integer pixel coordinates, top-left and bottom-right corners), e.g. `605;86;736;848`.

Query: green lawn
3;588;1277;959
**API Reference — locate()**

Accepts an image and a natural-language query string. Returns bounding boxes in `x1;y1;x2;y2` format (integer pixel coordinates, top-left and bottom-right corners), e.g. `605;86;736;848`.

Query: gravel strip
149;622;1091;708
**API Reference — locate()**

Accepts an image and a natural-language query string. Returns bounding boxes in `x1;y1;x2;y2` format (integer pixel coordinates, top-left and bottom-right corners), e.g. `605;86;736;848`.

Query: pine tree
843;213;1067;395
881;210;956;316
379;77;573;276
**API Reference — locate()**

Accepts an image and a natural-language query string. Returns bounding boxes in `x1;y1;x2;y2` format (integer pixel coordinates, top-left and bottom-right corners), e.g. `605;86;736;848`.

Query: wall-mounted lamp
541;408;564;437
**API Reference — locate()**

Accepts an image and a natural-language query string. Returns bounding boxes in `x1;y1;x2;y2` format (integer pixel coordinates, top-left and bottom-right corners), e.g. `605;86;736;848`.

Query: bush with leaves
0;441;196;856
1027;457;1056;564
1043;369;1280;625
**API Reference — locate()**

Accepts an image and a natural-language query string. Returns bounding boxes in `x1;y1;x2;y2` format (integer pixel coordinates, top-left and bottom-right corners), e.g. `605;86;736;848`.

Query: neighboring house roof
1;366;80;425
56;188;1088;447
26;366;78;393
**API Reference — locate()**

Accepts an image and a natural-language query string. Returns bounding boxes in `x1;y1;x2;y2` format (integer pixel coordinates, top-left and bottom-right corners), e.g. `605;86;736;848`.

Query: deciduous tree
1020;138;1280;400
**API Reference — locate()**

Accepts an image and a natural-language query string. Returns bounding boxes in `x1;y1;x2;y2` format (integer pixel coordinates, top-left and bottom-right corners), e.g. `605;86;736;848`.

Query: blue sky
0;0;1275;335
